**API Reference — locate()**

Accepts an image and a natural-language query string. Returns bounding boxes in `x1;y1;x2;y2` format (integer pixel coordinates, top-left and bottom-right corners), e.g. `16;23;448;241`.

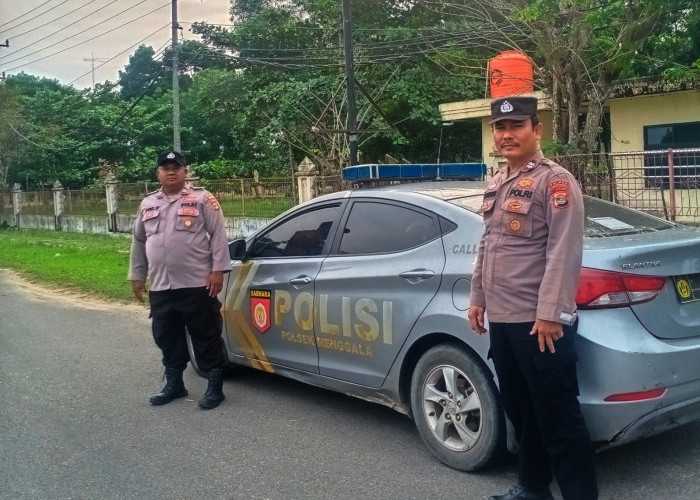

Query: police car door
314;199;444;387
225;203;344;373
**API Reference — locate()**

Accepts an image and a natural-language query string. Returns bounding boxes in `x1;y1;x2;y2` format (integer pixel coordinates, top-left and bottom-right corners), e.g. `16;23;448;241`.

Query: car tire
410;343;506;471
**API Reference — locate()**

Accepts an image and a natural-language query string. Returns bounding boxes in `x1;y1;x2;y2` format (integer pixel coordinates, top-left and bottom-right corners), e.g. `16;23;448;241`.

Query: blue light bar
342;163;487;181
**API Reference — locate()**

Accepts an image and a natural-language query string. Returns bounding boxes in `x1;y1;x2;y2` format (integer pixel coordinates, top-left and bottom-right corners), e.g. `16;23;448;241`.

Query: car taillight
576;268;666;309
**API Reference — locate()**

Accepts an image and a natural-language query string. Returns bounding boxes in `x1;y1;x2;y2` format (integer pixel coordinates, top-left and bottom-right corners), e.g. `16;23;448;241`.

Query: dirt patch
1;268;148;314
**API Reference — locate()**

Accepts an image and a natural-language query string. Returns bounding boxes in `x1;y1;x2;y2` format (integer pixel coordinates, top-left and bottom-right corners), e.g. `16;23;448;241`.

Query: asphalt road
1;269;698;500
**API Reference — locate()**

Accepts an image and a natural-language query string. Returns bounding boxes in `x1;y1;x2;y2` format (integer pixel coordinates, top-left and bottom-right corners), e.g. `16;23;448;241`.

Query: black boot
198;368;225;410
149;367;188;405
488;484;554;500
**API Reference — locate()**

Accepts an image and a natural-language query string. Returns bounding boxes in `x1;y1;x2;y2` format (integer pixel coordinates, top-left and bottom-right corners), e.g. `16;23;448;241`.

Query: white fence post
52;181;65;231
295;157;318;204
12;183;22;228
105;174;119;232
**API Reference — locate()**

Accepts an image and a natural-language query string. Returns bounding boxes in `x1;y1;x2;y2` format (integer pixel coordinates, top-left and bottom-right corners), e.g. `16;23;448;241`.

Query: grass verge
0;228;134;303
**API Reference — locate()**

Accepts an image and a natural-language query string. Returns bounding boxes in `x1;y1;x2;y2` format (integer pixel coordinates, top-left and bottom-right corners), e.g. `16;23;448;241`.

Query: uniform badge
524;161;537;171
487;182;498;190
549;180;570;209
208;194;221;211
250;289;271;333
167;152;175;159
500;100;513;113
507;200;523;212
509;219;522;232
518;178;534;188
184;219;192;227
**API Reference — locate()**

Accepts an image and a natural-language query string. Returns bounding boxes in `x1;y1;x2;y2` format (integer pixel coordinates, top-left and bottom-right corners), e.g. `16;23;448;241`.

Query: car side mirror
228;238;247;261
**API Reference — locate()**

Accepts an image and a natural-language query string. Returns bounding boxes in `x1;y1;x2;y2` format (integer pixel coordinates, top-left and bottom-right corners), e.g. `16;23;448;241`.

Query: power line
1;2;170;74
0;0;54;30
0;0;72;34
68;25;170;86
0;0;151;64
0;0;119;59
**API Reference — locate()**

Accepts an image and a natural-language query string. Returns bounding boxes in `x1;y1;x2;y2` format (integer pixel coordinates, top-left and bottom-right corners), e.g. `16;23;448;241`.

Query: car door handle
289;276;313;286
398;269;435;283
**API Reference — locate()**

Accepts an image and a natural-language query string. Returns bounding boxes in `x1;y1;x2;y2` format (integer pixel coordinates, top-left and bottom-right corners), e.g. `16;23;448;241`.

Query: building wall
609;90;700;153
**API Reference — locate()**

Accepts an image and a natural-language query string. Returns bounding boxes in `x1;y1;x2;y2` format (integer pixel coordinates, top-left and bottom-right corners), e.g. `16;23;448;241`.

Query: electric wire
1;2;170;74
0;0;119;59
0;0;152;65
0;0;54;30
0;0;73;34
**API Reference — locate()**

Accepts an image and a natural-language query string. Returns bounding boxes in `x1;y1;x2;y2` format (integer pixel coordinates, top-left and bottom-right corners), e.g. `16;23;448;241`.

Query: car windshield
448;194;675;237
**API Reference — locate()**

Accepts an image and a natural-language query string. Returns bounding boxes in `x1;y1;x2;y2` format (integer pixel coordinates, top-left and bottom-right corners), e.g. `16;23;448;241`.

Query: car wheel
410;343;506;471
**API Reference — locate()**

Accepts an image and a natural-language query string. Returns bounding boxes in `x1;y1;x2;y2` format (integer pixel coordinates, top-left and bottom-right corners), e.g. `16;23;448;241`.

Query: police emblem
500;100;514;113
518;179;534;188
167;152;175;159
184;219;192;227
250;289;271;333
509;219;522;232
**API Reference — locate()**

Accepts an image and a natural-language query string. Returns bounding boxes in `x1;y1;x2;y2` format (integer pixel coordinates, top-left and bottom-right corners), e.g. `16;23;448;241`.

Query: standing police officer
129;151;232;410
468;97;598;500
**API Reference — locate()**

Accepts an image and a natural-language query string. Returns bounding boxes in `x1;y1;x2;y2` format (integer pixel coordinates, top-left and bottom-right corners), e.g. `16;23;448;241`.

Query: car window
250;205;341;258
338;201;440;255
584;197;675;237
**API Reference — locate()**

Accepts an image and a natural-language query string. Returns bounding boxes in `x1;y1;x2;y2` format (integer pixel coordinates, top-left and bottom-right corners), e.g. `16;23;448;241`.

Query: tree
118;45;168;99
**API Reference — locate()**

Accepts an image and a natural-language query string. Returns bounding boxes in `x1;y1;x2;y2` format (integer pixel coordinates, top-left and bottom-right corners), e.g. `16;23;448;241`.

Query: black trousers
149;287;225;373
489;321;598;500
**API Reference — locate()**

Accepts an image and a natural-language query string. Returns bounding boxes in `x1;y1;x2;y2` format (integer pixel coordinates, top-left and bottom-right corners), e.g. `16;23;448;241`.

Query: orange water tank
489;51;534;97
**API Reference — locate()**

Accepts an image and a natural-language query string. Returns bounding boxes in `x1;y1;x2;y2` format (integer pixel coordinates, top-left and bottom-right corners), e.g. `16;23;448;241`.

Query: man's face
492;118;543;166
157;161;187;190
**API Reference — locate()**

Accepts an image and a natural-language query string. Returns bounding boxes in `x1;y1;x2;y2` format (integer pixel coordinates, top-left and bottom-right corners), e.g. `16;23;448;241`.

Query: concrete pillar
52;180;65;231
12;183;22;228
105;174;119;232
295;157;318;204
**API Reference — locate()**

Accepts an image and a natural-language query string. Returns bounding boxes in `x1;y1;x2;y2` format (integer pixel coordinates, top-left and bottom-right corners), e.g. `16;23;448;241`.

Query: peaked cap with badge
157;151;187;166
489;96;538;124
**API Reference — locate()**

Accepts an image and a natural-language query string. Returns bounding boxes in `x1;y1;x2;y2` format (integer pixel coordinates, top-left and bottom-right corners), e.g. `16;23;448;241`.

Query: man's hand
131;280;147;303
206;271;224;297
468;306;487;335
530;319;564;353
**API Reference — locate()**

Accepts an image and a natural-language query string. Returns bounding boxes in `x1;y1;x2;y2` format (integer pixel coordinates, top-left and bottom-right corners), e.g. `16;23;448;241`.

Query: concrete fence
0;157;341;239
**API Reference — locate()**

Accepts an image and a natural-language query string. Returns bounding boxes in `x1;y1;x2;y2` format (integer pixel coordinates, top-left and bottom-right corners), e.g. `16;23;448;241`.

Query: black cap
157;151;186;166
489;97;538;124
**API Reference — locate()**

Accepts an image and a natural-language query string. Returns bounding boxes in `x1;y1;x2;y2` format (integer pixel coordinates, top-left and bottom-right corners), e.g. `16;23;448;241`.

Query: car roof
312;180;487;204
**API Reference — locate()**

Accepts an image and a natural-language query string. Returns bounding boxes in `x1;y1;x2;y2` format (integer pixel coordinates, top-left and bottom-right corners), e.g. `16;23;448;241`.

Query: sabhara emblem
510;219;522;232
500;100;514;113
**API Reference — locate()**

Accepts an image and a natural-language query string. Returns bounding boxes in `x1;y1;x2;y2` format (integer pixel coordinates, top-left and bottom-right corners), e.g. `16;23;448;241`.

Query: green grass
0;228;134;302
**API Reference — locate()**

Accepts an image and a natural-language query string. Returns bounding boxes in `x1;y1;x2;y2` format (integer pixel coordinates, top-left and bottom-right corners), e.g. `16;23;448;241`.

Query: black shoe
198;368;225;410
149;367;188;405
488;484;554;500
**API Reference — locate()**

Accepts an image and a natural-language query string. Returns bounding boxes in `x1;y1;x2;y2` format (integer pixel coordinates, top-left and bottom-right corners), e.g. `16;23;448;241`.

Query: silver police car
195;180;700;472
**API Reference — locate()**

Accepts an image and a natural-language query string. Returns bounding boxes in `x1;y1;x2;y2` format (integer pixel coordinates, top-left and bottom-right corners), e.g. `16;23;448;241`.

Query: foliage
0;1;695;187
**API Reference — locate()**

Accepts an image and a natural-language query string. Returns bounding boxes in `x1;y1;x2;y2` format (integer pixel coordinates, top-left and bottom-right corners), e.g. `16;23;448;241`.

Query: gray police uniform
471;154;598;500
129;183;232;372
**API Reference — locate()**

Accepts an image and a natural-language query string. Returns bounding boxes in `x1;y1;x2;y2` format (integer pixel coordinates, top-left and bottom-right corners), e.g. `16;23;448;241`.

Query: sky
0;0;232;89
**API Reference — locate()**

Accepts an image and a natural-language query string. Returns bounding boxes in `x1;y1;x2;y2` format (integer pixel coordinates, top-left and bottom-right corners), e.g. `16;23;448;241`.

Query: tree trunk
581;72;613;154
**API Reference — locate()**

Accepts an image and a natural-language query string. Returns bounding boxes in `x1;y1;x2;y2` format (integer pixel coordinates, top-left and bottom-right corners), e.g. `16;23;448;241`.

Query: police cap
157;151;187;167
489;97;538;124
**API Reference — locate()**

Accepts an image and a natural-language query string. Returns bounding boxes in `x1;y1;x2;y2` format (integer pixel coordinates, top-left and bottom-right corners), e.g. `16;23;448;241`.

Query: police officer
468;97;598;500
129;151;232;410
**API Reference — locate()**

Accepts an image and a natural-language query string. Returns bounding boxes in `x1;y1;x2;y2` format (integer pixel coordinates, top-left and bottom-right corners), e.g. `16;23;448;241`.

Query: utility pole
83;52;108;90
171;0;181;152
342;0;358;166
